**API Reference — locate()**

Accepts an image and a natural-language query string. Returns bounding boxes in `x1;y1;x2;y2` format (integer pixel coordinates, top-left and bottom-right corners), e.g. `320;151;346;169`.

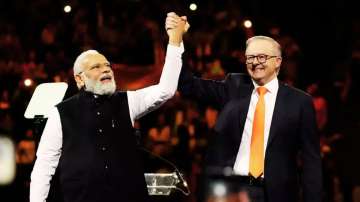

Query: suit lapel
266;82;289;150
235;84;253;143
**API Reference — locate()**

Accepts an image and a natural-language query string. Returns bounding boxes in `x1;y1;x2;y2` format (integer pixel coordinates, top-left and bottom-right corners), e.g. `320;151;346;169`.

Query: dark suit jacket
178;69;322;202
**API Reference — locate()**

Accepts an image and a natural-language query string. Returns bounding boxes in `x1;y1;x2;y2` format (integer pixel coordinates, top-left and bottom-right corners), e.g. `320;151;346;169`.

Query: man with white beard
30;15;189;202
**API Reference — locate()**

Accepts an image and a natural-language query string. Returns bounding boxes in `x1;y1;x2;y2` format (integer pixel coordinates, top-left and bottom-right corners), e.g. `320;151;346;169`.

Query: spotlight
244;20;252;28
0;136;15;185
24;78;33;87
213;182;227;197
64;5;71;13
189;3;197;11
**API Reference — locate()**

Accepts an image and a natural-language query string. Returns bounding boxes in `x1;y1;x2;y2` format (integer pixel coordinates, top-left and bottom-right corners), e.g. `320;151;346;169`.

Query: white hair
246;36;282;57
73;50;100;76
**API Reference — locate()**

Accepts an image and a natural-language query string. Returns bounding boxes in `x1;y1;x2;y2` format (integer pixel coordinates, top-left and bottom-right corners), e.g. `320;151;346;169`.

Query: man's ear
275;57;282;75
74;74;84;89
276;57;282;68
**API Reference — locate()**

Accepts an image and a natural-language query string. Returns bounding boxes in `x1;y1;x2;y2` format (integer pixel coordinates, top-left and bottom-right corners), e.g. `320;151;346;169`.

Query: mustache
99;74;113;81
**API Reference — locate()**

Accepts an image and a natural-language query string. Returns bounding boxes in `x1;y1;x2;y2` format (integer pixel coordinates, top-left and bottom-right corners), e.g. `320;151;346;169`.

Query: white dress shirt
30;43;184;202
233;77;279;177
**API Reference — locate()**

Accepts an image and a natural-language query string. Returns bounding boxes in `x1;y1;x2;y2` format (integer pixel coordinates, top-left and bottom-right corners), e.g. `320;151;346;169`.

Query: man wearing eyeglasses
167;12;321;202
30;16;189;202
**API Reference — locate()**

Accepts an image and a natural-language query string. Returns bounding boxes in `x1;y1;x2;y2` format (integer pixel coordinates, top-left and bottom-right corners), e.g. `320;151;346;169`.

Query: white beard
83;75;116;95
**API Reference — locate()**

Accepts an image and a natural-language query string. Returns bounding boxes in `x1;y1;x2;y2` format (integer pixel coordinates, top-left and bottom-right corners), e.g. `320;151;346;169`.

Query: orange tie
249;86;267;178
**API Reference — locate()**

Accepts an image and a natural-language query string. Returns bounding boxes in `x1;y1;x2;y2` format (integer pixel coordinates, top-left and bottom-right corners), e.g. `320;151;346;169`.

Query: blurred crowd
1;0;360;202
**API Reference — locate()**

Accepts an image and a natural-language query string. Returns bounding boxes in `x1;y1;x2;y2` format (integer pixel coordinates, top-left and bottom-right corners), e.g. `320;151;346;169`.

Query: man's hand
165;12;190;46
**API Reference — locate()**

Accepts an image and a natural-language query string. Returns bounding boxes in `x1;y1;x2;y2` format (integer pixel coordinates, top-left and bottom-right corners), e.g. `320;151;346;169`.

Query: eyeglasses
245;54;278;64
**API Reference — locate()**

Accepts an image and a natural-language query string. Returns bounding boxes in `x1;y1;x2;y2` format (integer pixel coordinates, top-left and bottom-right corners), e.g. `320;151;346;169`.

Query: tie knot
257;86;267;96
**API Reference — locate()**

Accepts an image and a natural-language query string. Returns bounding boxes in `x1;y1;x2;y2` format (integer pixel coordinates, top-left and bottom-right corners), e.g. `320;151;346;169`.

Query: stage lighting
244;20;252;28
64;5;71;13
0;136;16;185
189;3;197;11
24;78;33;87
213;182;227;197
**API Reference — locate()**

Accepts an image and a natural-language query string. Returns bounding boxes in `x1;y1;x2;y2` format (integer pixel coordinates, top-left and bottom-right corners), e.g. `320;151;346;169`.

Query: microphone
134;128;190;196
140;146;190;196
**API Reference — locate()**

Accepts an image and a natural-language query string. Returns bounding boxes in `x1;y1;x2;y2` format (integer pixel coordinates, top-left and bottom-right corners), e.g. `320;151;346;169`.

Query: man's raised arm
127;13;189;124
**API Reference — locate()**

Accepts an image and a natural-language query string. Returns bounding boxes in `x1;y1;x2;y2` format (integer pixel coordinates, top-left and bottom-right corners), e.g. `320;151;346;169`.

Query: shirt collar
252;77;279;95
80;88;112;102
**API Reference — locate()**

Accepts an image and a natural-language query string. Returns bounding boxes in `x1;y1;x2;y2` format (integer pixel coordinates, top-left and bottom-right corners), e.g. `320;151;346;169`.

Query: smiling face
74;52;116;95
245;38;282;86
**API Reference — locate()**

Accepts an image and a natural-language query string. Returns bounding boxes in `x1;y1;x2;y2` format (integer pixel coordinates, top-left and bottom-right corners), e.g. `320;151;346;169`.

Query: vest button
97;112;101;116
105;165;109;169
98;129;103;133
101;146;106;151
